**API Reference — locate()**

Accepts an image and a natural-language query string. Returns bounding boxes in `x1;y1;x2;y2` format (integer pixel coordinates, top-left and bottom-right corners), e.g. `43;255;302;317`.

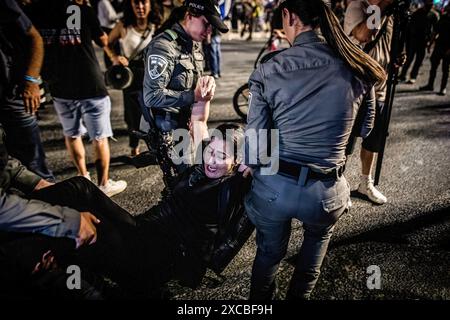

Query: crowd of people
0;0;449;300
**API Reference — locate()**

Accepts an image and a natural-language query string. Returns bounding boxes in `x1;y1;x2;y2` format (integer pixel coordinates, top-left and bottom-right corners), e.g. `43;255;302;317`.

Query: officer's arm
0;189;80;240
244;68;272;168
143;43;195;111
345;0;392;44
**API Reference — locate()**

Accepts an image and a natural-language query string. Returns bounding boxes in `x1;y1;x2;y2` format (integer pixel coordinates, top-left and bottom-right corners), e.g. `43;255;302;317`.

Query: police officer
243;0;385;299
143;0;229;191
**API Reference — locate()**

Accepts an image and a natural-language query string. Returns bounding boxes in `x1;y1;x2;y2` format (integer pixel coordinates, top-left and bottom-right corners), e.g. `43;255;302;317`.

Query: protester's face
185;14;212;42
132;0;151;19
203;138;234;179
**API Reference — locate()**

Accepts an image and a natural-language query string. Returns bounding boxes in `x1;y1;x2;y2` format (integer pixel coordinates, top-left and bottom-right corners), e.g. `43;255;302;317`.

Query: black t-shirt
0;0;32;89
29;0;108;99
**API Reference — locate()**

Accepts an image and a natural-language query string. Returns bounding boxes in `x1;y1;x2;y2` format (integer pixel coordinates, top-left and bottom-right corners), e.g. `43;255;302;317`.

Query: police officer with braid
143;0;229;191
243;0;384;299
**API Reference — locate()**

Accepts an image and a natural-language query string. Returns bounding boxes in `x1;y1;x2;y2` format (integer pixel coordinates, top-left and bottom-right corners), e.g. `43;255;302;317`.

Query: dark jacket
138;165;254;289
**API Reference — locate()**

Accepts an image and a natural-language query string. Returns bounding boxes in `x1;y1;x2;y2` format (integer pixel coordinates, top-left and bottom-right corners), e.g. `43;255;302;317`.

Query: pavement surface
36;37;450;300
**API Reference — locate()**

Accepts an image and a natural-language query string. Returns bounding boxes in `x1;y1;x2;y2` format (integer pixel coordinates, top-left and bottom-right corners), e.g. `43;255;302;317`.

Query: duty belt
278;159;345;182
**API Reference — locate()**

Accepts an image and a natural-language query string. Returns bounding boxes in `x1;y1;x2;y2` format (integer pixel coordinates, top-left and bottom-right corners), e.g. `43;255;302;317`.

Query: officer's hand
76;212;100;249
23;82;41;114
112;55;129;67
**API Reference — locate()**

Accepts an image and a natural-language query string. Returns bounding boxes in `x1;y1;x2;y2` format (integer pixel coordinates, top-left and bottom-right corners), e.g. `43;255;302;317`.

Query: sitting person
0;123;135;299
0;123;253;298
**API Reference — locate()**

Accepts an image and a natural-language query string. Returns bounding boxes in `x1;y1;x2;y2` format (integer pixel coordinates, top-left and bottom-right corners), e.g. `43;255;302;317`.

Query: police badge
148;55;169;80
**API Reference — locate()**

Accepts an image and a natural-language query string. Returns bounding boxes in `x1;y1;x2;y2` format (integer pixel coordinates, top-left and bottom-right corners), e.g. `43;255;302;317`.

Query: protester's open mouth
206;165;217;173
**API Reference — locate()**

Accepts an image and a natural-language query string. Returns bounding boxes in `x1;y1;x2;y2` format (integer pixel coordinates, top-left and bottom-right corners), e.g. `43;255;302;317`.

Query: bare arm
350;0;393;44
97;32;128;67
105;22;129;65
23;25;44;114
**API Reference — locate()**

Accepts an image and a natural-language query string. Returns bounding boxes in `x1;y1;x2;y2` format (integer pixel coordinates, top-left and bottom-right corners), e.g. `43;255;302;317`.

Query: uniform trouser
245;169;350;300
426;47;450;90
0;177;136;298
123;90;143;149
400;40;427;80
0;94;54;181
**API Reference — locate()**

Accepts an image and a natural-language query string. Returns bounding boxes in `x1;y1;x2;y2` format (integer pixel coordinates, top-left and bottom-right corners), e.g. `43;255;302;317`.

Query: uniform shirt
143;23;204;113
0;127;80;239
245;31;371;172
344;0;393;102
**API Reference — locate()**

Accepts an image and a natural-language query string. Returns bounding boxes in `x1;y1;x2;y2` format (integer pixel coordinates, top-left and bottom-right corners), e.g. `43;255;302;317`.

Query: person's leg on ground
286;224;335;299
245;173;294;300
211;35;221;78
81;96;127;197
439;55;450;95
123;91;142;156
249;218;291;300
409;43;427;81
65;136;89;177
421;48;442;90
53;97;90;178
93;137;110;186
357;101;387;204
399;40;415;81
286;174;349;299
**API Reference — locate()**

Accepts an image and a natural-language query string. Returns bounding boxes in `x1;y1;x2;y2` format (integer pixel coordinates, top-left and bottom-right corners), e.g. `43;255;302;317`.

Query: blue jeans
0;93;54;181
245;168;349;299
210;35;221;77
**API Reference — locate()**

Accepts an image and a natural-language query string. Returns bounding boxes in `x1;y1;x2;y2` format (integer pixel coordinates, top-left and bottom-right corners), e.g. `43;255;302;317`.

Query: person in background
344;0;394;205
399;0;439;84
420;5;450;96
0;0;55;181
108;0;158;156
31;0;127;197
98;0;123;67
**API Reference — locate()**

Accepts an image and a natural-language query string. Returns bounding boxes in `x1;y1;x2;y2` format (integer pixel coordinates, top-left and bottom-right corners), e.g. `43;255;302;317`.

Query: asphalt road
36;37;450;300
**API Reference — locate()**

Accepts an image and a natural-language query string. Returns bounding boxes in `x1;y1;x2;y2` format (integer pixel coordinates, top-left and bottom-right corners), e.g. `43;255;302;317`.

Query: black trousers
400;40;427;80
123;90;143;149
427;46;450;90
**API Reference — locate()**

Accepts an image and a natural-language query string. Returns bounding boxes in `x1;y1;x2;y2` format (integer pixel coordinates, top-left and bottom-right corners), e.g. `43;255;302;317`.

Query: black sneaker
437;89;447;96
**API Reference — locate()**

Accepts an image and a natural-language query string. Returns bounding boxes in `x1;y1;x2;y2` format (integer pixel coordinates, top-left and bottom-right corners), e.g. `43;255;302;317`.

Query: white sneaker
99;179;127;197
357;179;387;205
78;172;91;181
